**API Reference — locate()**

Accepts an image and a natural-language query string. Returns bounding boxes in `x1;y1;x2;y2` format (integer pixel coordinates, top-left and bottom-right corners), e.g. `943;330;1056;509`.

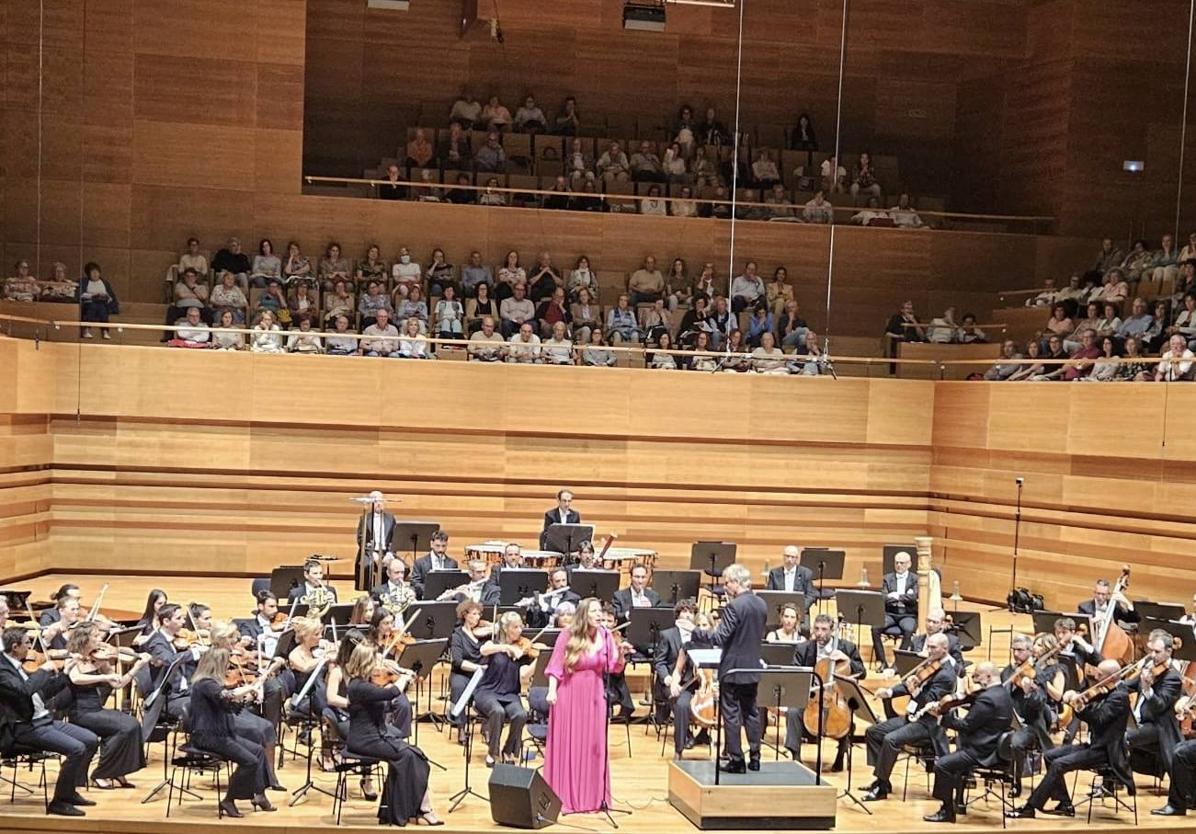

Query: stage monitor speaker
488;764;561;829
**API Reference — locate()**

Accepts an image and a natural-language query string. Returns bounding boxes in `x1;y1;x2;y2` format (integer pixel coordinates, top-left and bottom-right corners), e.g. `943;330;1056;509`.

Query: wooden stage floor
0;574;1181;834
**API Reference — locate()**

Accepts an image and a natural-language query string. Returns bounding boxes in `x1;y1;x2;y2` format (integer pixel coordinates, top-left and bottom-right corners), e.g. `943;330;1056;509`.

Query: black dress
188;677;267;800
449;626;483;727
68;681;145;781
347;679;431;825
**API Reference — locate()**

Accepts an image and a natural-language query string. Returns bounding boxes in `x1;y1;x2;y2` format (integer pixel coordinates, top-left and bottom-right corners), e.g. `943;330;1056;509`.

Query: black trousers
656;688;695;754
1026;743;1107;809
720;680;761;761
473;692;525;759
449;671;471;727
14;719;98;801
1168;739;1196;808
192;735;267;801
1009;725;1039;782
865;715;933;789
870;614;916;667
70;708;145;781
932;749;982;804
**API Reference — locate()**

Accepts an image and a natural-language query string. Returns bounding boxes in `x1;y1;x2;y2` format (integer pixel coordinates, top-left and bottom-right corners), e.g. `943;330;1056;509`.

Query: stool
332;755;383;825
1075;767;1137;824
965;762;1017;828
165;749;226;818
1;745;51;811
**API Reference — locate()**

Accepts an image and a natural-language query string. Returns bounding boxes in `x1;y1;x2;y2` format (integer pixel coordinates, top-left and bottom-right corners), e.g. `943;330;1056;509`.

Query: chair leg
215;763;223;818
166;767;176;818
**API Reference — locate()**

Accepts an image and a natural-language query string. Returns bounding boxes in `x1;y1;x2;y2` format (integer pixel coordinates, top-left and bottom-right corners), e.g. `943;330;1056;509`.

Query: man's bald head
1096;659;1121;679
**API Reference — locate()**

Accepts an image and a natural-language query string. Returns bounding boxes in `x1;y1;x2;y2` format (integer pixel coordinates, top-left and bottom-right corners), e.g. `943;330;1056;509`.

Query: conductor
539;489;580;550
690;563;767;773
356;491;397;590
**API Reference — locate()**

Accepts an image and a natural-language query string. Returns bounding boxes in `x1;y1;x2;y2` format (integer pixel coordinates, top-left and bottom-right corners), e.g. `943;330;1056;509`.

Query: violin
900;656;944;693
22;648;68;673
86;645;142;664
225;655;258;688
173;628;210;650
1057;655;1147;727
370;658;413;687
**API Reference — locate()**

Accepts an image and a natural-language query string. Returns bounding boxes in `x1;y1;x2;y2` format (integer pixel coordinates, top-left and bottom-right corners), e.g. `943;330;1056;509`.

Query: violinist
287;616;333;717
349;594;376;626
1126;629;1182;776
372;558;416;613
601;603;635;722
909;608;964;673
0;627;98;818
448;601;486;731
766;602;806;644
38;584;81;627
1055;615;1102;668
1009;658;1131;818
288;557;339;607
187;647;275;818
143;603;204;722
437;560;498;605
132;589;168;646
411;530;458;600
65;622;149;789
42;596;82;651
787;613;865;769
863;632;955;801
365;609;414;738
923;661;1014;823
344;642;440;826
476;611;536;766
188;602;214;640
653;598;709;758
1001;633;1063;794
238;590;286;654
323;631;376;796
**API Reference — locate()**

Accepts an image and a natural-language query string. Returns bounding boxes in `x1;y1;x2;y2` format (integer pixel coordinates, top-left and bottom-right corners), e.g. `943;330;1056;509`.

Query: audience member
1115;297;1153;346
889;193;924;228
324;279;355;326
507;322;541;363
496;250;526;301
628;256;665;305
1170;293;1196;349
672;186;699;218
543;176;570;210
641;298;672;344
1006;340;1044;381
639;185;668;216
398;317;432;359
819;156;847;193
357;244;388;290
425;248;455;296
1092;237;1125;276
698;106;730;147
514;96;546;133
468;317;505;362
764;184;798;221
745;305;773;348
255;279;288;324
665;258;691;310
358;280;394;327
802;190;834;224
461;251;494;298
325;314;358;355
466;283;498;334
1095;301;1122;340
478;177;506;206
779;300;808;348
172;267;209;317
690;331;719;371
752;150;780;188
450;91;482;128
1145;299;1170;351
884;300;926;359
1089;336;1120;382
928;307;960;343
553;96;580;135
475;132;506;173
567;256;599;302
570;287;602;345
580;328;616;367
606;293;641;344
287;316;323;354
3;259;38;301
481;95;511;132
391;246;422;297
212;237;251;283
693;263;717;303
850;151;882;202
288;280;319;322
709;296;736;347
751;332;786;374
212;309;244;351
378;163;405;201
1156;333;1194;381
405;129;435;168
1042;303;1074;347
360;308;399;357
440;122;471;169
649;331;678;370
528;252;562;301
542;321;574;365
318;242;351;288
499;282;535;337
984;340;1023;381
1063;301;1100;351
1143;233;1180;297
1118;336;1152;380
170;307;211;348
790;112;817;150
434;286;464;339
663;143;687;180
720;329;752;373
1120;239;1153;282
249;310;284;354
250;239;281;288
851;197;887;225
692;146;720;188
957;313;987;344
210;270;247;322
789;330;825;375
536;287;571;338
566;138;594;187
1030;334;1069;380
178;237;209;277
282;241;312;286
77;261;119;340
597;141;631;183
396;285;429;331
730;261;765;313
1061;329;1101;380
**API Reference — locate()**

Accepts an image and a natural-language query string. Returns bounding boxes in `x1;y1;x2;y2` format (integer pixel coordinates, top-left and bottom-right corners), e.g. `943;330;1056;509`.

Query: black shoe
252;794;276;812
1042;801;1075;817
1153;804;1188;816
1006;805;1035;819
718;759;746;774
67;793;96;807
862;786;889;802
267;782;287;792
1009;783;1021;799
693;729;711;746
48;801;85;817
828;756;844;773
953;802;968;816
923;805;956;823
747;756;760;772
219;799;244;818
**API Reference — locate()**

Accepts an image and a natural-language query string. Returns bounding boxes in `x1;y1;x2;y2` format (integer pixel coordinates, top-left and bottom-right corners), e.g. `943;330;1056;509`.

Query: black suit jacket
942;685;1014;764
612;587;662;621
539;508;581;550
1002;661;1056;749
410;553;460;599
692;592;767;685
765;566;816;608
1078;684;1133;788
356;511;397;552
1078;598;1140;624
881;572;918;616
287;582;340;605
653;627;686;688
0;657;68;751
793;639;867;679
1128;668;1183;768
909;632;965;674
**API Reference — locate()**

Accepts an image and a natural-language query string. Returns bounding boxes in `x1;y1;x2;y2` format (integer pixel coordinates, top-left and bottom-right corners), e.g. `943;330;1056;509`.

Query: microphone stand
1008;477;1024;609
589;632;631;828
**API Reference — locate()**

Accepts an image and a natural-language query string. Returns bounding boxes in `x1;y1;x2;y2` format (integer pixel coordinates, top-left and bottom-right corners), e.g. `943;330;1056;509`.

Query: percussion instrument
465;541;509;565
521;550;564;569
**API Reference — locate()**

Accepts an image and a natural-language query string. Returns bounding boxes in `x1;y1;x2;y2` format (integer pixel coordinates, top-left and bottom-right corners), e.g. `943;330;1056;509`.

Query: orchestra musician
343;642;440;826
909;609;965;672
448;601;486;731
1055;615;1102;669
475;611;537;766
601;603;636;722
0;627;99;817
486;543;526;595
187;647;275;818
765;546;817;612
566;540;603;576
142;603;205;727
923;661;1014;823
236;590;289;728
287;617;333;718
689;563;767;774
288;558;339;607
133;589;168;645
410;530;458;599
1078;577;1139;629
871;550;918;670
437;560;498;606
323;631;377;798
356;490;397;588
653;599;711;758
364;609;414;738
1001;633;1063;795
539;489;580;550
371;558;417;615
42;595;83;651
1126;629;1182;776
38;584;81;627
766;602;805;643
1009;657;1132;818
787;613;865;769
522;568;581;628
612;564;661;621
349;594;375;626
863;632;955;801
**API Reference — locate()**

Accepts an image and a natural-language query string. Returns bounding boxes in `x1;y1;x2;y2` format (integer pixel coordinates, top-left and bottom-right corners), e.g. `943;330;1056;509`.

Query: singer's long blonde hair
563;597;602;673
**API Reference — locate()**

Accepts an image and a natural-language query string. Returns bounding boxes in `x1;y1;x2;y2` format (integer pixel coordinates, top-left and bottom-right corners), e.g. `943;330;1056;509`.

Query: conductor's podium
668;759;837;829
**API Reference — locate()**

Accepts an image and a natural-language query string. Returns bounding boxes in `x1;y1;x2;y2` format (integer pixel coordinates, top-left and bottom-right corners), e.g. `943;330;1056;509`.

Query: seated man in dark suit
142;603;202;725
371;558;417;612
653;598;708;757
286;557;339;610
539;489;580;550
908;608;965;675
1078;577;1139;629
0;627;99;817
410;530;459;599
786;613;866;768
1126;629;1182;777
613;565;662;622
870;550;918;670
765;545;816;612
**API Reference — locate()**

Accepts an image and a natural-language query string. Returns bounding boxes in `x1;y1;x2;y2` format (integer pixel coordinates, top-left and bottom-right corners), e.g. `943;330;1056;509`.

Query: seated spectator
705;184;733;219
778;300;808;348
605;293;641;344
787;330;825;376
396;285;429;332
1095;301;1122;340
461;251;494;298
709;296;736;348
1007;340;1045;381
425;248;455;297
884;300;926;358
319;242;351;289
642;298;671;345
356;244;388;290
528;252;562;301
553;96;580;135
450;91;482;129
693;263;717;303
360;308;399;357
249;309;284;353
1093;237;1125;276
1120;239;1153;282
752;149;780;188
499;281;535;337
672;104;696;155
283;241;312;285
639;185;667;216
1115;297;1153;346
542;321;574;365
1174;259;1196;304
210;270;248;323
720;329;752;373
325;314;358;356
1088;336;1120;382
850;197;887;225
649;331;678;370
570;287;602;345
514;95;546;133
983;340;1023;381
391;246;422;297
664;258;691;311
1023;277;1058;308
1062;329;1101;380
536;287;571;338
212;237;251;284
507;322;541;363
466;283;499;335
889;193;924;228
543;176;570;210
1063;301;1101;351
169;307;210;349
692;146;720;188
323;279;354;326
178;237;209;278
496;250;526;302
211;309;243;351
730;261;765;313
415;169;443;202
255;278;290;326
1029;335;1069;380
474;132;506;173
3;259;39;301
790;112;817;150
567;256;599;302
689;331;719;371
745;304;773;348
1142;233;1180;297
566;138;594;187
1041;302;1074;347
405;129;435;168
957;313;987;344
434;286;464;339
1145;299;1171;351
481;95;511;132
251;239;281;287
630;141;665;183
289;280;319;321
672;186;699;218
1118;336;1153;380
698;106;730;147
764;185;797;221
802;190;834;224
678;295;714;347
596;141;631;183
469;316;506;361
850;151;882;202
287;315;323;354
927;307;960;343
750;332;786;374
581;328;616;367
819;155;847;193
1091;268;1128;305
358;280;393;327
170;266;209;320
441;123;472;171
77;261;119;340
1170;293;1196;349
398;317;432;359
628;257;665;306
663;143;687;180
1156;333;1195;381
478;177;506;206
378;163;405;201
570;179;609;212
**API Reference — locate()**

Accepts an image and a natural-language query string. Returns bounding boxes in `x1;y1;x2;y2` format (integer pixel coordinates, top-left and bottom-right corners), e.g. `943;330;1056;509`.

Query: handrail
302;175;1058;225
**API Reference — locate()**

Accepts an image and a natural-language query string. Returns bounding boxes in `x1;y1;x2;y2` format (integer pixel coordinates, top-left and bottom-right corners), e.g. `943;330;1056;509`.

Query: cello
802;620;855;739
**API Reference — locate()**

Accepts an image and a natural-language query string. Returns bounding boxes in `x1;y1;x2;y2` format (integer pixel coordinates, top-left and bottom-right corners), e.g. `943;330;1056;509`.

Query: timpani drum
465;541;509;566
600;547;659;580
521;550;564;570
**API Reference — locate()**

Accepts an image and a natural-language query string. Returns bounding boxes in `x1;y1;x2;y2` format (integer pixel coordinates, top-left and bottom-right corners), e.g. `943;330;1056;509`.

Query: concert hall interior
5;0;1196;832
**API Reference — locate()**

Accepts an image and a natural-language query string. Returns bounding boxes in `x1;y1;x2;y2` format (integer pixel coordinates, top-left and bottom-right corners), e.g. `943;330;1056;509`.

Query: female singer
208;622;285;791
449;601;485;731
365;609;414;738
133;589;168;646
544;597;634;814
188;647;275;818
344;642;441;826
65;623;149;788
766;603;805;644
349;595;376;627
476;611;535;767
288;617;333;716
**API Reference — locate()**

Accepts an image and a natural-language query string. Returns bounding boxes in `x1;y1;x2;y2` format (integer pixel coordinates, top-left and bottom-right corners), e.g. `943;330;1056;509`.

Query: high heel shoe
252;794;277;812
218;799;243;818
360;778;378;802
89;778;115;790
416;811;444;826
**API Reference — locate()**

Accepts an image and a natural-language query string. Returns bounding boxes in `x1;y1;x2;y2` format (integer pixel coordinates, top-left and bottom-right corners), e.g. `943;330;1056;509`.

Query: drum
521;550;564;570
601;547;658;580
465;541;508;565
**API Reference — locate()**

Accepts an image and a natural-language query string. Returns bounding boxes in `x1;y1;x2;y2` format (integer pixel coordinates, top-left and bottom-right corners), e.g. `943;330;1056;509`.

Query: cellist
652;599;710;759
786;613;865;770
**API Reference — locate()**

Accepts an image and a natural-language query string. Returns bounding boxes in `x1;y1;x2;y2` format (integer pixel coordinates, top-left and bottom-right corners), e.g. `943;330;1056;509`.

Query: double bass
1091;565;1135;669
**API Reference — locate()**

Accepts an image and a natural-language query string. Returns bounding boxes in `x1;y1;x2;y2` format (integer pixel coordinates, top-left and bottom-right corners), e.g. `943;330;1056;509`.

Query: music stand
530;649;553;687
499;569;549;605
835;589;885;662
689;541;736;600
393;521;441;587
758;667;815;767
1172;628;1196;662
800;549;844;615
628;607;674;657
832;675;877;814
756;591;807;630
881;544;917;576
544;523;594;564
269;565;305;601
423;570;470;601
1137;601;1186;622
949;611;983;651
1030;610;1067;636
893;649;924;677
569;569;620;602
397;638;450;746
759;643;798;667
650;569;702;606
405;602;458;640
448;667;488;812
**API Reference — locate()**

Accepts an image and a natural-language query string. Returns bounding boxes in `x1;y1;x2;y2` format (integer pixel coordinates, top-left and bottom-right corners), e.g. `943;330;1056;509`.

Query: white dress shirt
4;653;49;720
